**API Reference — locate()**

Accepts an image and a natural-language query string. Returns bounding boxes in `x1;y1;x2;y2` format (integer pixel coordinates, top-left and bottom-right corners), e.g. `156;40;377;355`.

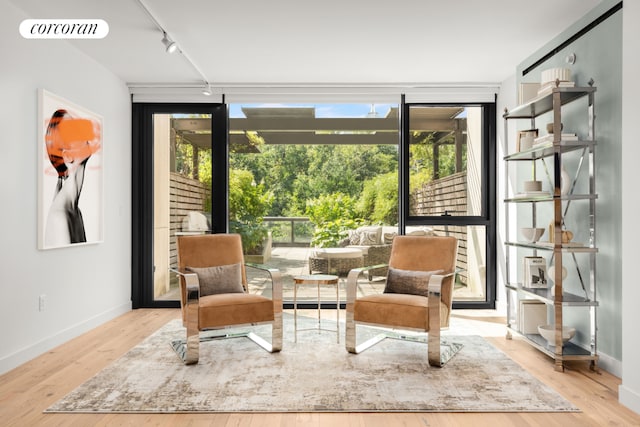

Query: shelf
503;83;597;371
505;241;597;253
504;194;597;203
503;139;596;161
507;327;597;360
506;284;597;306
521;332;596;359
503;86;596;119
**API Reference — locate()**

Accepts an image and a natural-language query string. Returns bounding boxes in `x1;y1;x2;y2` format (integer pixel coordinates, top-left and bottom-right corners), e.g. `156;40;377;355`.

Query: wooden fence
410;172;469;285
169;172;209;267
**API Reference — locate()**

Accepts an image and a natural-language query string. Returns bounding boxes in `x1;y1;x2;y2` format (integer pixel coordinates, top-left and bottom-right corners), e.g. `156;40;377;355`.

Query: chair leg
247;313;282;352
173;319;280;364
427;325;441;367
345;311;357;353
183;324;200;365
345;269;359;353
169;314;199;365
427;281;442;367
182;283;200;365
346;325;387;354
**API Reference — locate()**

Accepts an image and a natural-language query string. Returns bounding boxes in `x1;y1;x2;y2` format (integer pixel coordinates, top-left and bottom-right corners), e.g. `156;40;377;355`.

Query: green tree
230;143;399;225
358;172;398;225
305;192;359;225
305;192;364;248
228;169;273;253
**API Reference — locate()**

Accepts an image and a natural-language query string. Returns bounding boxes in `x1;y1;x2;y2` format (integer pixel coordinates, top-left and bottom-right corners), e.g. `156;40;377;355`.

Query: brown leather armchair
171;233;282;364
345;235;459;367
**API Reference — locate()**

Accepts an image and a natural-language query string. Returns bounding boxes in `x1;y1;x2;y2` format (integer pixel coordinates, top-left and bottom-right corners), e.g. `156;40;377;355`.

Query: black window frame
400;97;497;309
131;102;226;309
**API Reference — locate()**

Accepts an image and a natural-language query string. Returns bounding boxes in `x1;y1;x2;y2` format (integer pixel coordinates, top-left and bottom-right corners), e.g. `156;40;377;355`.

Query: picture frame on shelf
523;256;548;289
516;129;538;152
518;82;540;105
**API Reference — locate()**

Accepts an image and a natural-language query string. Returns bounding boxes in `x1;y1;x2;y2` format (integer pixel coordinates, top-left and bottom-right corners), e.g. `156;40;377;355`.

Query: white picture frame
38;89;104;250
523;256;548;289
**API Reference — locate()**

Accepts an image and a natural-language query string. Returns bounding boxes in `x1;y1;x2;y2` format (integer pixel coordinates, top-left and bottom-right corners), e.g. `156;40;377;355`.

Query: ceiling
10;0;602;88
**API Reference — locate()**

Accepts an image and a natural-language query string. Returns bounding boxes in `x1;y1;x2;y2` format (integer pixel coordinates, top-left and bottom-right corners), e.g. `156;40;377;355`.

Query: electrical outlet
39;294;46;312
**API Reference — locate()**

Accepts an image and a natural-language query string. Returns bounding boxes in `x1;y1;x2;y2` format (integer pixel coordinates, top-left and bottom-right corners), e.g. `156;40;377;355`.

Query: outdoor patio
246;246;386;304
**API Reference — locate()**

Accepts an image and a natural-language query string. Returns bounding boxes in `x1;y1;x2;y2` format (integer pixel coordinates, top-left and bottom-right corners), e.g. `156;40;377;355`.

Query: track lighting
161;32;177;53
136;0;213;92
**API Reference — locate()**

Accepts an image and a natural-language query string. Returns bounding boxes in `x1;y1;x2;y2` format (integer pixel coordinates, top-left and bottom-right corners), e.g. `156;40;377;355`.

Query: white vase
547;261;568;284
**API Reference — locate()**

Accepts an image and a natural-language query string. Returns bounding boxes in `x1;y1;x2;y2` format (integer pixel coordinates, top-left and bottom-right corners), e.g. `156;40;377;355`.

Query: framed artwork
38;89;103;249
523;256;548;289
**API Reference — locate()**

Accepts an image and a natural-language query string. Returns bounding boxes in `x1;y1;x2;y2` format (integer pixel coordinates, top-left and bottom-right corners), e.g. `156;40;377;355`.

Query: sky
228;103;397;118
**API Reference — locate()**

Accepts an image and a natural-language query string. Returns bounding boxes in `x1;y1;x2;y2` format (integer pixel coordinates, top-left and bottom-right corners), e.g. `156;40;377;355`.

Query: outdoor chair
171;233;283;364
345;235;459;367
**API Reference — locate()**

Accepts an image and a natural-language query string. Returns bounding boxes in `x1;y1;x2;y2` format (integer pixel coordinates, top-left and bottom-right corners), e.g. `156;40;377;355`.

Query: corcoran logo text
20;19;109;39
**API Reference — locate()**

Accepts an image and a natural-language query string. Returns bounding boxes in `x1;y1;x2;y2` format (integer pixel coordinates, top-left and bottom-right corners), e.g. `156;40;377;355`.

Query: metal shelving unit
503;82;598;372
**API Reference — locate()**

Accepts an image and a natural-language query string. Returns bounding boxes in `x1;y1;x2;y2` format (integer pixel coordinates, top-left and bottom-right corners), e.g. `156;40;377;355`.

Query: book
523;256;548;289
533;133;579;145
537;80;576;96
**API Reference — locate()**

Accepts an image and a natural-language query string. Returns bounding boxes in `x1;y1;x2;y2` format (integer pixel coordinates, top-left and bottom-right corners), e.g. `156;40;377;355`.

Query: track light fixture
161;32;178;53
136;0;213;93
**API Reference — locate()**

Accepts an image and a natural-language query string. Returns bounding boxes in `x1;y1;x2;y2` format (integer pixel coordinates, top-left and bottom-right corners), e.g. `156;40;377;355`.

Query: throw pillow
347;229;361;245
406;227;436;236
338;237;351;247
383;267;444;297
382;232;397;244
358;226;382;246
186;263;245;296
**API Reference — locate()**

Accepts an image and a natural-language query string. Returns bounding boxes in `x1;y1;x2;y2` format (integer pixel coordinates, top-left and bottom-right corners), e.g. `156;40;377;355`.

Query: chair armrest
245;263;283;306
427;271;457;294
169;268;200;332
346;264;388;303
169;268;200;303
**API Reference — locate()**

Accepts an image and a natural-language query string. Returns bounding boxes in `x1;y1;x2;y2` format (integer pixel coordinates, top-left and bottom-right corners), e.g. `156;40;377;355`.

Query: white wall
620;0;640;414
0;0;132;374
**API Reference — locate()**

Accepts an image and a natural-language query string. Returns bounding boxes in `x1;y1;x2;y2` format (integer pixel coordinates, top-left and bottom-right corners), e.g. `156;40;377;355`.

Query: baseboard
619;384;640;415
0;301;132;375
597;350;622;378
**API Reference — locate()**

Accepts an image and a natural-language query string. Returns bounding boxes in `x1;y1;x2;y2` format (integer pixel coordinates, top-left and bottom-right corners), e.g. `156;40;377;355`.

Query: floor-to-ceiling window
227;103;400;306
132;98;496;309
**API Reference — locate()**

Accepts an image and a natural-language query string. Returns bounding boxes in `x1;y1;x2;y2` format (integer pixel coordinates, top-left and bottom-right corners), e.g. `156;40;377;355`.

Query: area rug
46;316;578;413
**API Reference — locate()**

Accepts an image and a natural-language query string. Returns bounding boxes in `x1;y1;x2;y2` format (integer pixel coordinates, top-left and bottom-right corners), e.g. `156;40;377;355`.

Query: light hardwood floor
1;308;639;427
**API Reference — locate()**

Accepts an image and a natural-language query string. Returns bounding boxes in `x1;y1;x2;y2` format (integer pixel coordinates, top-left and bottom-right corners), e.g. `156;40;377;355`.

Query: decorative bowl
537;324;575;345
520;227;545;243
